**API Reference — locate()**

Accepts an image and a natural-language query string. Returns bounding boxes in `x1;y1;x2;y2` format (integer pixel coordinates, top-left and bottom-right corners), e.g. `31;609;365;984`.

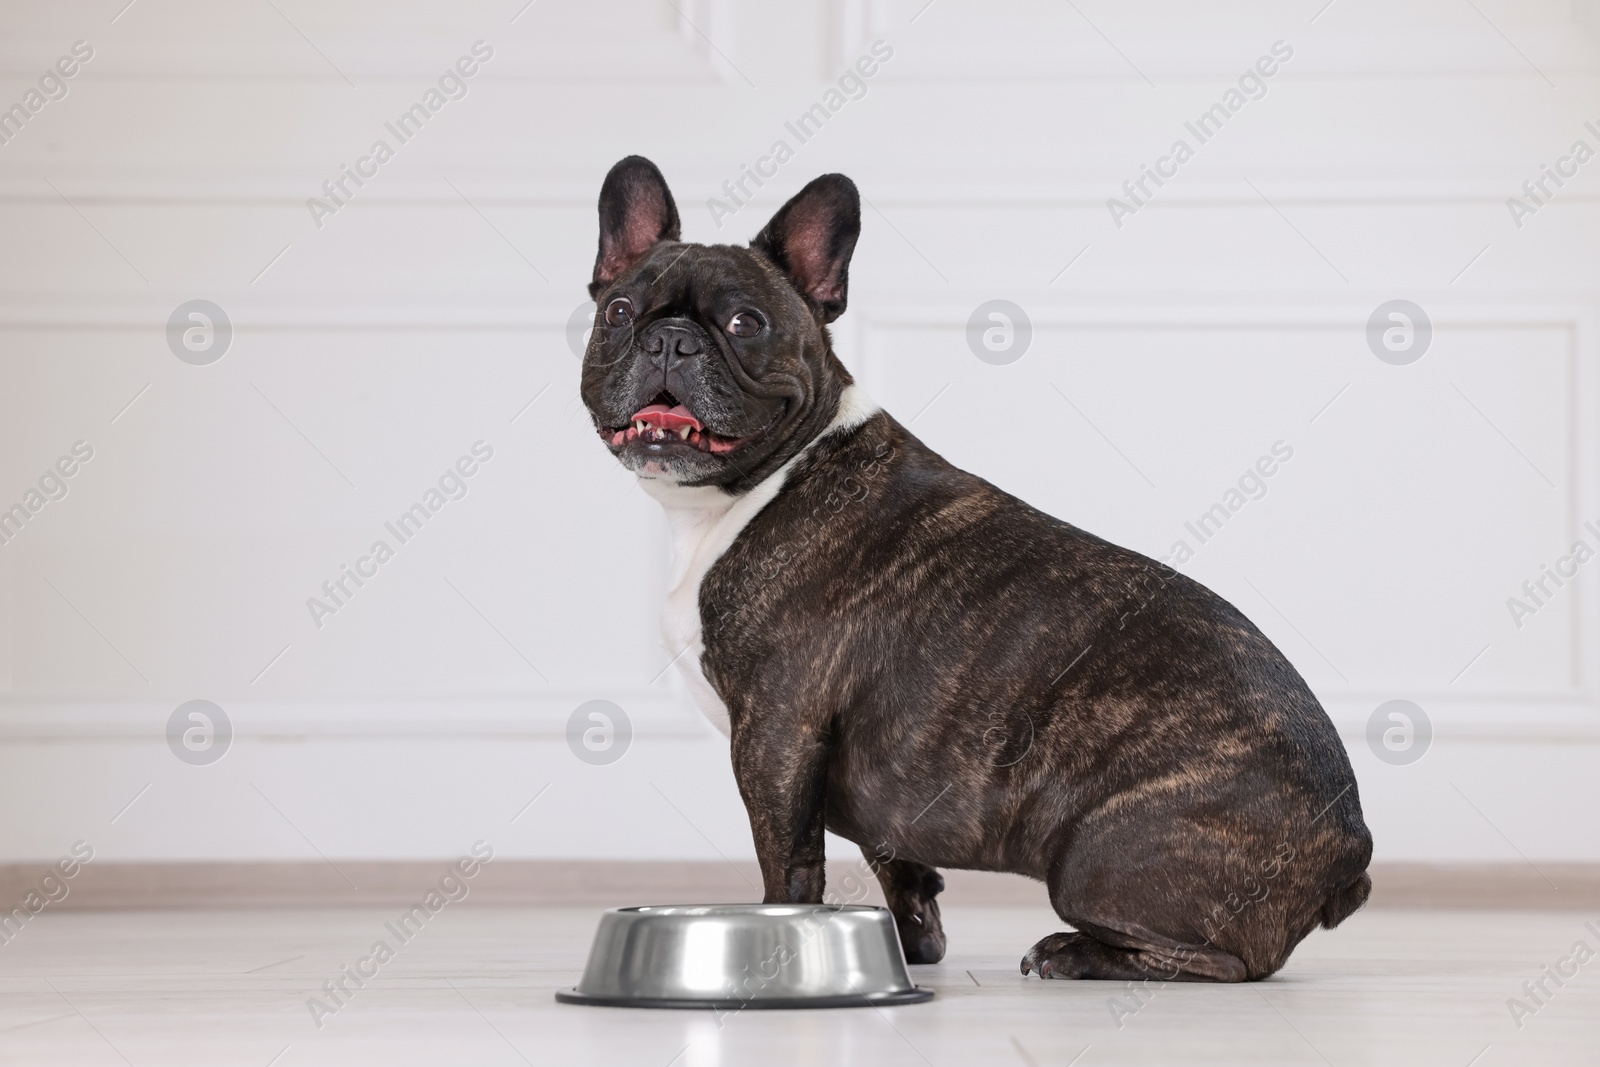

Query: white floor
0;905;1593;1065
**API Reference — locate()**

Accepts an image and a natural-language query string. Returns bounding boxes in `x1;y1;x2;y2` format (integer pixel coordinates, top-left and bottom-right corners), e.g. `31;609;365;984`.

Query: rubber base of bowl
554;986;935;1010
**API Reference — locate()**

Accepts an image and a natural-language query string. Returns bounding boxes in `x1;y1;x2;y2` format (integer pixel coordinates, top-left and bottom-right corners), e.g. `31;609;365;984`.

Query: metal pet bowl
555;904;935;1009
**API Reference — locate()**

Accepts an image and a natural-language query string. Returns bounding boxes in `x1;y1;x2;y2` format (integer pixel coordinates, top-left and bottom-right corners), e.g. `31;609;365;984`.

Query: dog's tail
1319;870;1372;929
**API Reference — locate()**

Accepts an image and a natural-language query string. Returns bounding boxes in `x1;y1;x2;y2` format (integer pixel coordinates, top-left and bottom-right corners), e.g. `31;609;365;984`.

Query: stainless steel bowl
555;903;934;1009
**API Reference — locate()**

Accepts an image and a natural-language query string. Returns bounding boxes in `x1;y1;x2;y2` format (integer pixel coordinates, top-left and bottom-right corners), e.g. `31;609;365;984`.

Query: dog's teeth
635;420;647;434
678;425;692;440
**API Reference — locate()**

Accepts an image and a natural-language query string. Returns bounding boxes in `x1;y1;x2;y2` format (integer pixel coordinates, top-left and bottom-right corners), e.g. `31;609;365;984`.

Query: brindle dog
580;156;1372;982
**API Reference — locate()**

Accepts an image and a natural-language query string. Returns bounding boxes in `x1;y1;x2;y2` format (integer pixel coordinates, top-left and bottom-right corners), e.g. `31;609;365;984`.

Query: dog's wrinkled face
581;156;860;491
583;243;806;482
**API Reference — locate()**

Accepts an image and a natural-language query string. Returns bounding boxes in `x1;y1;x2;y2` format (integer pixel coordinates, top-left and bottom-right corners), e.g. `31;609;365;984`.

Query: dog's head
580;156;860;492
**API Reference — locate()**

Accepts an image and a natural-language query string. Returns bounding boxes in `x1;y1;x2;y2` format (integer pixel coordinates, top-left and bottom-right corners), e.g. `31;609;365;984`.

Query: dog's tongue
630;403;703;432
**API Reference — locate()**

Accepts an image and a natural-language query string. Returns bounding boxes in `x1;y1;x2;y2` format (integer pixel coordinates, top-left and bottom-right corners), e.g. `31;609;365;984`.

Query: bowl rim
608;903;891;916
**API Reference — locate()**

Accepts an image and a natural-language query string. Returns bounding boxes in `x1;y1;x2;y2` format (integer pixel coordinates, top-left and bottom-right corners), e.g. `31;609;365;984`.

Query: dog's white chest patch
637;386;879;737
642;470;790;737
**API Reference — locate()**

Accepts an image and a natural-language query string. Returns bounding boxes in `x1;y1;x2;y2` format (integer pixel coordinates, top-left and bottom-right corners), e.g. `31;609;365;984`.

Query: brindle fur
582;156;1373;982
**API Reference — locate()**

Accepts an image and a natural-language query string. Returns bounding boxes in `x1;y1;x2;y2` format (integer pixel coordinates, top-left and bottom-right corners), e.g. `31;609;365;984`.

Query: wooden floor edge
0;860;1595;911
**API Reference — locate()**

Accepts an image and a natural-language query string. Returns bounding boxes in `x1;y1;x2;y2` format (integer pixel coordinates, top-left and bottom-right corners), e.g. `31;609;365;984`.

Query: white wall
0;0;1596;867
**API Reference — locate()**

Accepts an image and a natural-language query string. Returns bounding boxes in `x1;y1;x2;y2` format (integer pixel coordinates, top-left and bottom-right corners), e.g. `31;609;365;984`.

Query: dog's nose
644;323;703;367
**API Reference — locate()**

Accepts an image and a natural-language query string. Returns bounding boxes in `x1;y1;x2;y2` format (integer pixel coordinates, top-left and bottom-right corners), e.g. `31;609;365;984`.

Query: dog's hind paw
1020;932;1089;979
1022;929;1250;982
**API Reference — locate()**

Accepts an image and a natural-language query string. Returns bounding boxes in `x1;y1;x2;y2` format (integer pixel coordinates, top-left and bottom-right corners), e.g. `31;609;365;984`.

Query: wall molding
0;695;710;740
856;305;1598;740
0;697;1592;743
6;180;1600;207
0;304;1593;745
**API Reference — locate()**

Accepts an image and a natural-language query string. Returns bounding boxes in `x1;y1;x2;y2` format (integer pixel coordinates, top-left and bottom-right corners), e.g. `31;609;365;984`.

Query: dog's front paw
900;906;947;964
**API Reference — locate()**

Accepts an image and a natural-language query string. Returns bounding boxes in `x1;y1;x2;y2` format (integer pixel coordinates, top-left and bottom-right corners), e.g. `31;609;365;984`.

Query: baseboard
2;861;1596;912
1365;863;1598;909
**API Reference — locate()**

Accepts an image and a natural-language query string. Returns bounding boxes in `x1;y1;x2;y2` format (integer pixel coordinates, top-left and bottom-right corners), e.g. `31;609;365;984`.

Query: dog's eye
727;311;763;338
604;297;634;327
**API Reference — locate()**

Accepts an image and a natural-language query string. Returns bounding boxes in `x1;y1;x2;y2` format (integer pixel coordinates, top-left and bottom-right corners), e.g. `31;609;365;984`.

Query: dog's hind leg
864;846;947;964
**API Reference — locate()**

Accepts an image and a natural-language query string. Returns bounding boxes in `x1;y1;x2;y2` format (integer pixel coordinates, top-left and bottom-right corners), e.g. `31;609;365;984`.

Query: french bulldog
580;156;1372;981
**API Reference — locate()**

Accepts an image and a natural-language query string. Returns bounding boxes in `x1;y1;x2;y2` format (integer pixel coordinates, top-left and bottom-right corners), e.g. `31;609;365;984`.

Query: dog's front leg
730;721;829;904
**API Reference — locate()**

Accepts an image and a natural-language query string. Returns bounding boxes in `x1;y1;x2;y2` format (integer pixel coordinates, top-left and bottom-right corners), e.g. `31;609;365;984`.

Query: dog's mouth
603;391;747;455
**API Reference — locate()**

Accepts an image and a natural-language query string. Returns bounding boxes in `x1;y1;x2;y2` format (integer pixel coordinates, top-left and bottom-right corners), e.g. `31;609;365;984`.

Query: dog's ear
750;174;860;323
590;156;681;297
